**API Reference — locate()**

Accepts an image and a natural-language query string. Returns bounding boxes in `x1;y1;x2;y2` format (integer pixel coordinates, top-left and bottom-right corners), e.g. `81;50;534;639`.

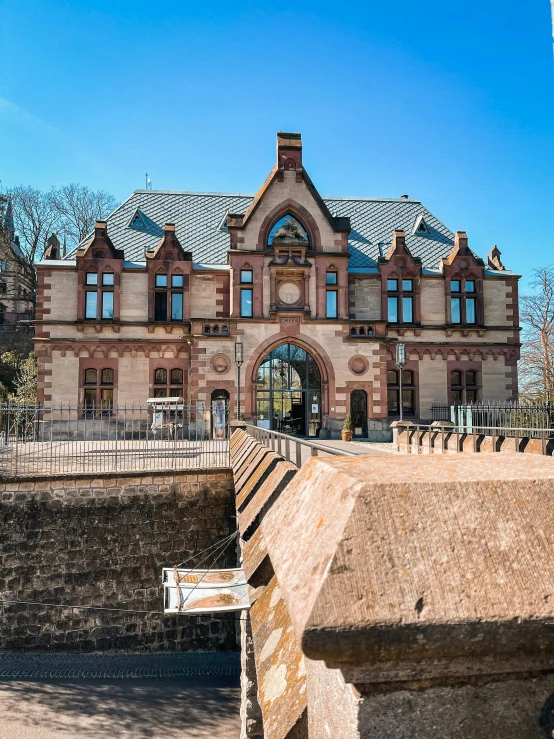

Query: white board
163;567;250;614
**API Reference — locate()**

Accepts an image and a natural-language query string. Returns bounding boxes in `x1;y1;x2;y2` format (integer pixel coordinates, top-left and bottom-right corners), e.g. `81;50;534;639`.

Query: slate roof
69;189;458;269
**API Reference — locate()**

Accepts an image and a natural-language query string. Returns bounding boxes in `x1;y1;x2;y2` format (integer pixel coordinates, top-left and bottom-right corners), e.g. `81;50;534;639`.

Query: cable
179;534;237;612
174;531;237;569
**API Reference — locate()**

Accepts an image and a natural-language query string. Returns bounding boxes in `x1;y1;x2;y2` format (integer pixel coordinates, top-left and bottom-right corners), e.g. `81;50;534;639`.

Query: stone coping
261;454;554;677
0;466;231;485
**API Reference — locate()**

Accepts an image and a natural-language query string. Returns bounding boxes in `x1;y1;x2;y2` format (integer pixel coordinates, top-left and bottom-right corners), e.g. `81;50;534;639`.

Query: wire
178;534;237;612
174;531;238;569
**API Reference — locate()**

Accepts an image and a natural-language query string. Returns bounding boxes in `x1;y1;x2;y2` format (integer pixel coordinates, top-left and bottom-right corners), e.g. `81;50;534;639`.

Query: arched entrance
255;343;321;437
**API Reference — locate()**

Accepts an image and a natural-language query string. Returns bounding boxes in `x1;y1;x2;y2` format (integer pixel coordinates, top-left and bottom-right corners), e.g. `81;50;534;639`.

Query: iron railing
396;422;554;456
0;402;230;478
245;424;358;467
431;402;554;437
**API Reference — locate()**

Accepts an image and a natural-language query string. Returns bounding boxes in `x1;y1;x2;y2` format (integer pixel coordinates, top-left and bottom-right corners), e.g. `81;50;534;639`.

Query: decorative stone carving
210;353;231;374
349;355;369;376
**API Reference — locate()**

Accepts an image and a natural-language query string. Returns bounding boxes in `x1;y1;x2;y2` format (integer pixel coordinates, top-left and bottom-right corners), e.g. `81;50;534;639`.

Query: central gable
227;133;351;254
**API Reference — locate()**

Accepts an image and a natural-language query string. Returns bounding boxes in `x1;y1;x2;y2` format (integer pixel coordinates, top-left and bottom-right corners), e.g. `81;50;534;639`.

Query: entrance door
211;389;230;438
255;343;321;437
350;390;368;438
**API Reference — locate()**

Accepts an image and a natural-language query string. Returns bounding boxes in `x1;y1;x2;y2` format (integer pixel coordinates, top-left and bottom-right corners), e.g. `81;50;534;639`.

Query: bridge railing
393;421;554;456
245;424;358;468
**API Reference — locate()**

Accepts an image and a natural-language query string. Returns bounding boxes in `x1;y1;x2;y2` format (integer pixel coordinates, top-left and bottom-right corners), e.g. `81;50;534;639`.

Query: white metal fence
0;402;230;477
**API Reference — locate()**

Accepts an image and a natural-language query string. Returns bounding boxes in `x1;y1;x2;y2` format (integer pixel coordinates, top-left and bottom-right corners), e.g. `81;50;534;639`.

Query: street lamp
234;342;244;420
396;342;406;422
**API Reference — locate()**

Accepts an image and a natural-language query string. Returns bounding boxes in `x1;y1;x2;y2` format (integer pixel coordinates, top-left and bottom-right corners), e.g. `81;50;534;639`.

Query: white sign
163;567;250;614
311;404;318;413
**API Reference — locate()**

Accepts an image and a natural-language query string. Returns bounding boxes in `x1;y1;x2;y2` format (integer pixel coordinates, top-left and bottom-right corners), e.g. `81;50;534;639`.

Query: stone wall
0;469;237;652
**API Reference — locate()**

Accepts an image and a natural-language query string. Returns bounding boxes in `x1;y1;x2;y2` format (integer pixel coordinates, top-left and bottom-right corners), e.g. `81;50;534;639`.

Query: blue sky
1;0;553;286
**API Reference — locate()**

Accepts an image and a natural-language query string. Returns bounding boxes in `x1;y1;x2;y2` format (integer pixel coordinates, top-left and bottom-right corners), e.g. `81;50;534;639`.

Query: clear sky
1;0;553;286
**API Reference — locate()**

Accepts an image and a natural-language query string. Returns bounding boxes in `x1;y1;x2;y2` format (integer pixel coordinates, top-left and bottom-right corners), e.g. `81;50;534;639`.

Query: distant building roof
69;189;459;269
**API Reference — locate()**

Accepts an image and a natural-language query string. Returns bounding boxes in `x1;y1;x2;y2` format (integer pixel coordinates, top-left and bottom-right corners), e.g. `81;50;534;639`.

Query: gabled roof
68;189;458;269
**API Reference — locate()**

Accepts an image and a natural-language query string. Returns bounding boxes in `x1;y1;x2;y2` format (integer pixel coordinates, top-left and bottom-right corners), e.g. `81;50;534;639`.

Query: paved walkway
0;654;240;739
292;438;396;466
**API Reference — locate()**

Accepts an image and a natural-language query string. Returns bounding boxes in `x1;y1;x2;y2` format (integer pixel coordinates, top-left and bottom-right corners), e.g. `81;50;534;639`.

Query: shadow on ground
0;675;240;738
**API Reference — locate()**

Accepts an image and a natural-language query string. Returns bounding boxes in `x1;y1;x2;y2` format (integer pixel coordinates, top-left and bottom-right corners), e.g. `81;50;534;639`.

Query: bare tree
50;184;118;248
7;186;60;266
519;266;554;400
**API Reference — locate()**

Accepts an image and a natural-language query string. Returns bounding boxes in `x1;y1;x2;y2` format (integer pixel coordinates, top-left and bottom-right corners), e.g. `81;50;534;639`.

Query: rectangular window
388;296;398;323
102;291;114;319
451;297;461;323
466;297;476;324
402;296;413;323
155;274;167;288
465;280;475;293
155;292;167;321
84;388;96;408
387;279;398;291
171;292;183;320
326;290;338;318
326;272;338;285
241;288;253;317
102;273;114;286
86;273;98;286
85;291;97;319
171;274;184;287
100;388;114;408
240;270;253;284
451;280;461;293
0;260;6;271
401;279;413;292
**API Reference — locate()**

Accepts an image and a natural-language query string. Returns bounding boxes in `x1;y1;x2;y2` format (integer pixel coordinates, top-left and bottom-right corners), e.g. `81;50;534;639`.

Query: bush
343;413;353;432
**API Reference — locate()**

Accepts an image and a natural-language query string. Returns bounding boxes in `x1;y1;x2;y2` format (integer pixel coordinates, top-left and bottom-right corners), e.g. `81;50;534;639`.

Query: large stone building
35;133;520;438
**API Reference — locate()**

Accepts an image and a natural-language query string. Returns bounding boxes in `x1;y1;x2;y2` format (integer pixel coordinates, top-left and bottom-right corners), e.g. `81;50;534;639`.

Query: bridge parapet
233;426;554;738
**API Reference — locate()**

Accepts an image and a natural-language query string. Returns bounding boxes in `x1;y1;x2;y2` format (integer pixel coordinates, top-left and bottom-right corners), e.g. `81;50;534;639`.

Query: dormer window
413;215;429;234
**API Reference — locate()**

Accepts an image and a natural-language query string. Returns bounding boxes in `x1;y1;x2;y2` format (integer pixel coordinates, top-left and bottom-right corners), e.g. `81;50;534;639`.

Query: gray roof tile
70;190;459;269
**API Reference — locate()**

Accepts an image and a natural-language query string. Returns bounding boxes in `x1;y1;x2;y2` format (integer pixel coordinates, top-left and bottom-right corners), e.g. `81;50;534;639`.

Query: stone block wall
0;469;237;652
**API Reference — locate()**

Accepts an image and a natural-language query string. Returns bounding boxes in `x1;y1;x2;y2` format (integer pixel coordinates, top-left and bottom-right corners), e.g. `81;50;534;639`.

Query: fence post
296;441;302;468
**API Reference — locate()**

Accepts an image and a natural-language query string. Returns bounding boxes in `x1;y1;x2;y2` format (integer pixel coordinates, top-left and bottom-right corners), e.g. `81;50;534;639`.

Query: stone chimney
277;132;302;172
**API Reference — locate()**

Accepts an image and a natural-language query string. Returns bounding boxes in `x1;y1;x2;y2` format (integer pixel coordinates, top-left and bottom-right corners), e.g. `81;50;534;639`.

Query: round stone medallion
210;354;231;375
349;355;369;376
278;282;301;305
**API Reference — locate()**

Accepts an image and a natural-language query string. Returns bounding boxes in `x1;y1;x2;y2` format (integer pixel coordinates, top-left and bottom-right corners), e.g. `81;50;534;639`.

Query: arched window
82;367;115;413
387;369;415;416
153;367;185;398
268;215;309;247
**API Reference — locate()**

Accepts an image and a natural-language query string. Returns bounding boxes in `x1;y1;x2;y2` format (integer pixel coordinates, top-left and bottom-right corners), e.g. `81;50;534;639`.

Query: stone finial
385;229;408;261
488;245;505;271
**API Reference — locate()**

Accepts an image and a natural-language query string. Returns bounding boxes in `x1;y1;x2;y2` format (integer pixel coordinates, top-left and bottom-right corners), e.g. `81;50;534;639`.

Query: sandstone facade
35;133;520;438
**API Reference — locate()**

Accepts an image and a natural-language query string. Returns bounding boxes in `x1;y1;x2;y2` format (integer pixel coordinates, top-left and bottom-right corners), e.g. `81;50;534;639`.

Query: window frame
240;287;253;318
153;271;185;322
152;366;185;398
449;369;479;405
450;278;478;326
81;366;115;415
83;270;116;321
326;288;338;319
386;276;415;324
386;368;416;417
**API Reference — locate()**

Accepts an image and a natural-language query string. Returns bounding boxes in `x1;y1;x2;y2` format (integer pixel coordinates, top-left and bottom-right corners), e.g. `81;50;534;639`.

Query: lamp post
396;342;406;422
234;342;244;420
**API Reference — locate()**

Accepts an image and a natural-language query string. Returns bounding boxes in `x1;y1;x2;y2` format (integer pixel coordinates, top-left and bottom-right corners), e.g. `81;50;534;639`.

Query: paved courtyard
0;654;240;739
